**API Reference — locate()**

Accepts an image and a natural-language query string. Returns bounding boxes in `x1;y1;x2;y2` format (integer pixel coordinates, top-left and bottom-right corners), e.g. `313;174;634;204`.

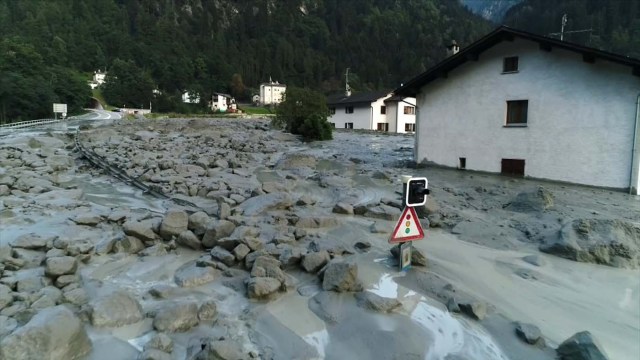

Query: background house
327;91;392;130
210;93;236;112
181;91;201;104
89;70;107;89
384;95;417;133
259;79;286;105
395;26;640;194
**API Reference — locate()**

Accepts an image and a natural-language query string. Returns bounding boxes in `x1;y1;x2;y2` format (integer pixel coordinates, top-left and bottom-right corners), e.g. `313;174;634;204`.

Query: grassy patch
239;106;273;115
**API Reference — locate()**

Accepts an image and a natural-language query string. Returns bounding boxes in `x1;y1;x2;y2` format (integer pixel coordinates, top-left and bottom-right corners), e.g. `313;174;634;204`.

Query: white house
182;91;201;104
89;70;107;89
326;91;390;130
395;26;640;194
384;95;417;133
210;93;236;112
260;79;286;105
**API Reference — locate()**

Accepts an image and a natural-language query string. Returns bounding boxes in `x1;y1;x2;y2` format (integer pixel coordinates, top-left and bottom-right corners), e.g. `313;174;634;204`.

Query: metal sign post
53;103;67;120
390;175;429;272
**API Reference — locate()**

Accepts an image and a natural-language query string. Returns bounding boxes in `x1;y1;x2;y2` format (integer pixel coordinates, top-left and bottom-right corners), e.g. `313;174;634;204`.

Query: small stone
355;291;402;312
211;246;236;267
197;300;217;321
153;301;199;332
247;277;281;299
55;274;79;288
90;291;144;328
174;263;218;288
556;331;609;360
459;301;487;320
322;260;361;292
177;230;202;250
514;321;544;345
301;251;330;273
446;298;460;313
233;244;251;261
45;256;78;277
144;333;174;353
332;202;354;215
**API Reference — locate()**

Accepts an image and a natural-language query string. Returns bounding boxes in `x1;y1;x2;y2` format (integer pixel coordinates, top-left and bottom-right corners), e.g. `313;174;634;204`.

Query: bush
274;87;333;141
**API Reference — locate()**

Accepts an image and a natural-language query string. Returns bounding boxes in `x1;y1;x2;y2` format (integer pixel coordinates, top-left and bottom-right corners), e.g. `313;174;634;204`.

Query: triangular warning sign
389;207;425;243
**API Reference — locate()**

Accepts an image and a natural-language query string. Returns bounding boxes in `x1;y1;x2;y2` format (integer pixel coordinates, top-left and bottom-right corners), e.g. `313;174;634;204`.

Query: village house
88;70;107;89
326;91;416;133
209;93;236;112
181;91;200;104
395;26;640;194
259;79;286;105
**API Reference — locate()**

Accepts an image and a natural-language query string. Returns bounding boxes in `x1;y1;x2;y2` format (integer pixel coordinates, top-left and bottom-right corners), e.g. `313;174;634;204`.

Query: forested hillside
503;0;640;58
0;0;491;121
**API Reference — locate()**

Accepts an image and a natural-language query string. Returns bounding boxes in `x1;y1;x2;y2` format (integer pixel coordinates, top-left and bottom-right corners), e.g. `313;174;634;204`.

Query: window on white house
404;106;415;115
330;122;335;128
376;123;389;132
503;56;519;73
345;106;354;114
329;107;335;115
405;123;416;132
506;100;528;125
345;122;353;129
381;106;386;114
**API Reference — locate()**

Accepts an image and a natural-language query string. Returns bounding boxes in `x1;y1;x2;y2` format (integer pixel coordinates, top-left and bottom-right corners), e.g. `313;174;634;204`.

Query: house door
501;159;525;177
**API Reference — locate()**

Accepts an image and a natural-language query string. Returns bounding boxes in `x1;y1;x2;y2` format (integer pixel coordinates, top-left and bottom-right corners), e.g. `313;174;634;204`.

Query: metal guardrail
73;129;200;209
0;118;60;130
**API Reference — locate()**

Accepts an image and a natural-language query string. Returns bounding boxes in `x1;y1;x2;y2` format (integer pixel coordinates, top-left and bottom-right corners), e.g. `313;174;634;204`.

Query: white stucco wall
371;97;391;131
329;104;372;129
396;98;416;134
415;39;640;190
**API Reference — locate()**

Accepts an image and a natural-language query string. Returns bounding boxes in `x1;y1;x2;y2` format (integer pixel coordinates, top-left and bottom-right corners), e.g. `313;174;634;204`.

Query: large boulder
514;322;544;346
123;219;159;242
153;301;199;332
301;251;330;273
363;205;401;221
174;263;218;287
247;277;281;299
355;291;402;313
193;339;245;360
159;209;189;240
90;290;144;327
0;306;92;360
44;256;78;277
322;260;361;292
540;219;640;268
251;256;286;284
10;233;52;250
556;331;609;360
188;211;213;236
505;186;554;213
177;230;202;250
202;220;236;248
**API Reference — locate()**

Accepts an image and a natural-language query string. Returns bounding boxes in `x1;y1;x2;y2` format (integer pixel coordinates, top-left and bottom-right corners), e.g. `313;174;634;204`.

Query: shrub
274;87;333;141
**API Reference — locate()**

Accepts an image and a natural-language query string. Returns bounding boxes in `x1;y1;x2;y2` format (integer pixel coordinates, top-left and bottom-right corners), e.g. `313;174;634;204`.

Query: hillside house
181;91;200;104
327;91;417;133
210;93;236;112
89;70;107;89
395;26;640;194
260;79;286;105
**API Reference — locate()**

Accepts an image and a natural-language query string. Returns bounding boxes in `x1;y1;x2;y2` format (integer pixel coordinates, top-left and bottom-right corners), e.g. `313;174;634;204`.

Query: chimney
446;40;460;56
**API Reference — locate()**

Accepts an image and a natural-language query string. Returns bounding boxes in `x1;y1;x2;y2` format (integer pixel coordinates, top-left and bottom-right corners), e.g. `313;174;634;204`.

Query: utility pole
345;68;351;96
549;14;593;42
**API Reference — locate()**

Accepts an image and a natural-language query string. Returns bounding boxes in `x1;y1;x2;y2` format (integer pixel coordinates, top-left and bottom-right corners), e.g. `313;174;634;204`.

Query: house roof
327;90;391;106
395;26;640;97
384;95;408;103
213;92;232;98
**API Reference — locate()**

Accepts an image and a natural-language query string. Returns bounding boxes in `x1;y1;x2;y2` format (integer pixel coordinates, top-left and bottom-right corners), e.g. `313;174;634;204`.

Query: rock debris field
0;117;639;360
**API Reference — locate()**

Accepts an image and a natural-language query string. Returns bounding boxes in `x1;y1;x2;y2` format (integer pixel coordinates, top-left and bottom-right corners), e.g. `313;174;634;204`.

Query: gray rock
459;301;487;320
247;277;282;299
332;202;354;215
295;216;340;228
139;244;168;257
0;284;13;310
3;257;25;271
322;260;361;292
10;233;52;250
251;256;286;284
55;274;79;288
16;275;46;293
66;240;94;256
446;298;460;313
242;237;264;251
195;339;245;360
211;246;236;267
215;237;242;251
515;321;544;345
197;300;218;321
297;195;316;206
114;236;145;254
280;247;304;267
95;237;117;255
174;263;218;287
153;301;199;332
188;211;213;236
0;306;92;360
233;244;251;261
354;241;371;252
236;193;293;216
0;315;18;338
540;219;640;268
202;220;236;248
72;214;102;226
62;287;89;306
301;251;330;273
45;256;78;277
0;245;12;262
144;332;174;353
12;248;46;269
123;219;159;242
390;245;428;267
177;230;202;250
138;349;172;360
505;186;554;213
556;331;609;360
218;201;231;219
364;205;401;221
31;286;62;310
522;254;547;267
90;290;143;327
159;209;189;240
355;291;402;312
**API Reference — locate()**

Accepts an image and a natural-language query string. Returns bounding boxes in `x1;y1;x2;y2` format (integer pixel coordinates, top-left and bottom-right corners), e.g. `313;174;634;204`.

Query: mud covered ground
0;116;638;360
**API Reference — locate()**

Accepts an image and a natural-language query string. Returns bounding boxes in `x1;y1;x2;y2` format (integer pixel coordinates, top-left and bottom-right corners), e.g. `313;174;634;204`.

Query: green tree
102;58;154;108
230;73;246;100
274;87;332;141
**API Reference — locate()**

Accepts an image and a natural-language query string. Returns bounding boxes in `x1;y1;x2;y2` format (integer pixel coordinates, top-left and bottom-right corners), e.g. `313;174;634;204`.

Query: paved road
70;109;122;121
